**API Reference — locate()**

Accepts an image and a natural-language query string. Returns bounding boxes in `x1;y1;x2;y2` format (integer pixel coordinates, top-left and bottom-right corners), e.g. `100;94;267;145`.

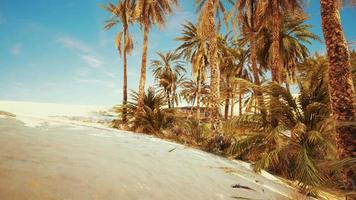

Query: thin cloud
10;43;22;56
81;55;103;68
56;36;115;78
56;37;92;53
80;55;115;78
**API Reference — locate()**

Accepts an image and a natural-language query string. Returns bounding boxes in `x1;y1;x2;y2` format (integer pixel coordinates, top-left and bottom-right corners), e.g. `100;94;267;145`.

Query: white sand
0;100;114;127
0;100;322;200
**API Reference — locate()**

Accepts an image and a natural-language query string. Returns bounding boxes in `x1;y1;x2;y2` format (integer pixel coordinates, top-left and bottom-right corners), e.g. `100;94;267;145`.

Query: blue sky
0;0;355;106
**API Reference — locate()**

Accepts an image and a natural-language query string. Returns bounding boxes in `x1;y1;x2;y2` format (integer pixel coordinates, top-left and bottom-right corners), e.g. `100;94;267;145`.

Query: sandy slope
0;101;313;200
0;100;115;127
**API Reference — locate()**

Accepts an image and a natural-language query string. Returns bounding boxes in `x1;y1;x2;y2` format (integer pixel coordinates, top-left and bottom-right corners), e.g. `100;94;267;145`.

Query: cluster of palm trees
100;0;179;122
101;0;355;190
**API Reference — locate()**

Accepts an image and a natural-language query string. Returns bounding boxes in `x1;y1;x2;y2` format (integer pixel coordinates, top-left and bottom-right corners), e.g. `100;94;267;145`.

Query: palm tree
228;58;334;194
257;14;320;84
134;0;179;113
257;0;303;83
319;0;356;189
252;14;319;127
176;21;209;122
180;79;199;107
100;0;135;122
123;87;177;134
223;43;251;117
218;34;247;119
151;51;186;108
233;0;265;112
181;79;209;107
195;0;232;131
236;68;253;116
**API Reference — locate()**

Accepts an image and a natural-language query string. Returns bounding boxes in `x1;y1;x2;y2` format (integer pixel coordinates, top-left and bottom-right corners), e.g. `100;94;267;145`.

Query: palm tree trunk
238;91;242;116
196;67;202;123
224;76;230;120
207;0;220;132
167;92;171;109
238;84;243;116
270;0;282;128
224;95;229;120
172;83;176;109
122;26;128;123
249;0;264;114
285;82;291;93
271;0;282;83
320;0;356;189
230;83;235;117
137;19;149;113
250;33;261;86
190;97;196;118
250;32;265;112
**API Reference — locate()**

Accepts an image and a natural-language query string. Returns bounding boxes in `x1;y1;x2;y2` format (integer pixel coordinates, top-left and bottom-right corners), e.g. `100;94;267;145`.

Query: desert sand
0;101;312;200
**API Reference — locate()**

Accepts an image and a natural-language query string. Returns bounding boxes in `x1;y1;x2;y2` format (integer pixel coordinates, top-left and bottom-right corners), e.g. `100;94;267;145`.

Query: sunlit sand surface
0;101;311;200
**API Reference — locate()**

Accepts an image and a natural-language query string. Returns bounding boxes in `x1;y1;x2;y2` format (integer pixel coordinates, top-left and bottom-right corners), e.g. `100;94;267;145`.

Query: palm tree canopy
257;15;320;82
181;79;210;105
151;51;186;78
151;51;187;107
176;21;209;82
195;0;236;29
226;56;334;192
229;0;262;34
256;0;304;20
100;0;135;55
218;34;247;78
134;0;179;28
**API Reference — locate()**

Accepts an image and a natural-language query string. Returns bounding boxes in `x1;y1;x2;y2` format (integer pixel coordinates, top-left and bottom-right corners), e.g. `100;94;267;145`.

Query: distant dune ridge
0;100;115;127
0;110;16;117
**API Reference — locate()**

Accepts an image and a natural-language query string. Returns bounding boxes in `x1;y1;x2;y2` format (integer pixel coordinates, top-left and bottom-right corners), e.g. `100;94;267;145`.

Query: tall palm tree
100;0;135;122
218;36;232;120
320;0;356;189
195;0;232;131
135;0;179;113
257;0;303;83
257;14;318;127
151;51;186;108
176;21;209;122
234;0;265;112
218;34;247;119
232;47;250;117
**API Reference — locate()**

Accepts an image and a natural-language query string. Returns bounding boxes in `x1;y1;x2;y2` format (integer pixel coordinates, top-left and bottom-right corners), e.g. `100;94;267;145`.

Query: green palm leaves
151;51;186;108
226;55;335;195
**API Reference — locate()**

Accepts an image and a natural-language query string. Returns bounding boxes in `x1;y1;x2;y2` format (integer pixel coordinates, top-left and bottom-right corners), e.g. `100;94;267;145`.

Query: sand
0;101;312;200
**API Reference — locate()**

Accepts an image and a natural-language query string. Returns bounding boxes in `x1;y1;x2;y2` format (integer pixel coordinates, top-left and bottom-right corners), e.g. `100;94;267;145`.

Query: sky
0;0;355;106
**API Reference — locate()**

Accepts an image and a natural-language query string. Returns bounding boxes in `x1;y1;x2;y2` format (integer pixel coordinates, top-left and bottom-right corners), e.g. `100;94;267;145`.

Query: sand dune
0;101;321;200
